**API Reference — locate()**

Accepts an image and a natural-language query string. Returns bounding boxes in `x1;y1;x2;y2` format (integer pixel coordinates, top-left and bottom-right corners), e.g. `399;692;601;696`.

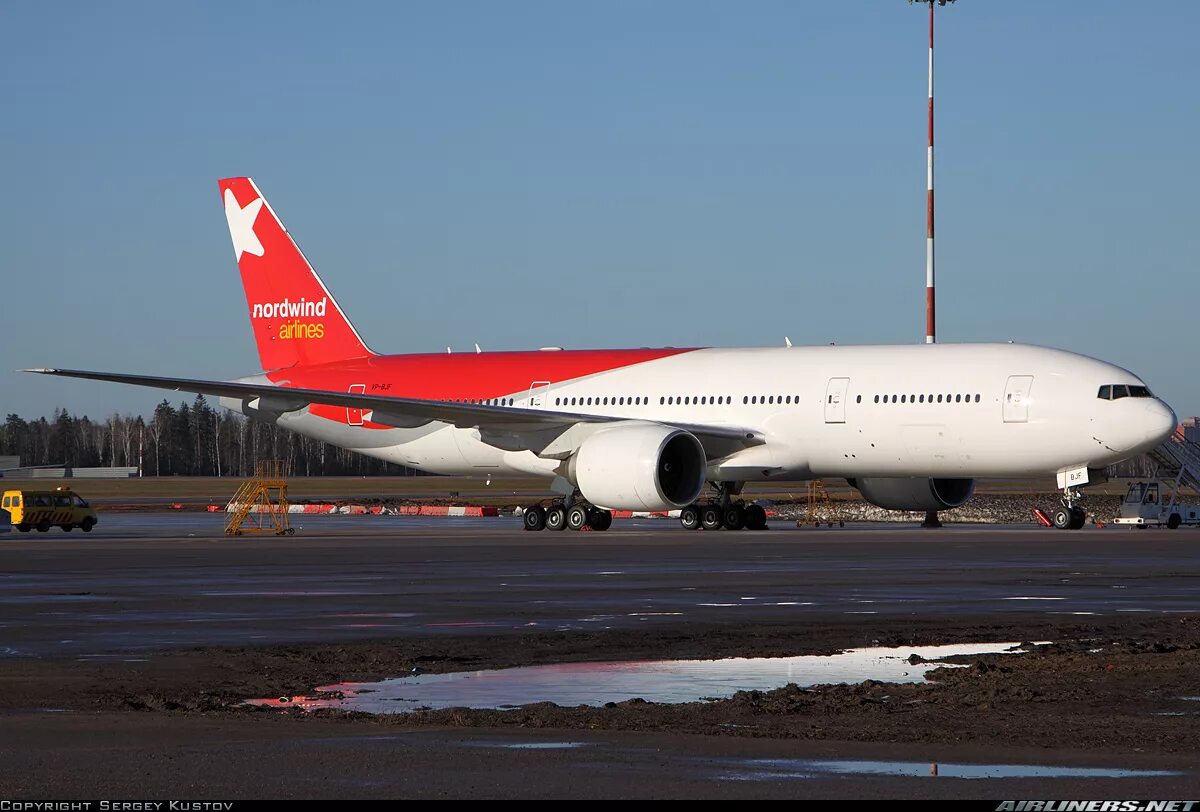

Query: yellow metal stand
225;459;293;536
801;479;844;528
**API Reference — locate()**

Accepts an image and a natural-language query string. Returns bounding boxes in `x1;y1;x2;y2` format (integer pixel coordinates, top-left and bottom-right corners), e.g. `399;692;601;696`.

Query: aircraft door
824;377;850;424
1003;375;1034;423
346;383;367;425
527;380;550;408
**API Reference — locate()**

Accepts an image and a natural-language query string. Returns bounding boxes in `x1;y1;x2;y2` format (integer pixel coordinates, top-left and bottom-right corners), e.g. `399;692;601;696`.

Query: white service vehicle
1113;481;1200;529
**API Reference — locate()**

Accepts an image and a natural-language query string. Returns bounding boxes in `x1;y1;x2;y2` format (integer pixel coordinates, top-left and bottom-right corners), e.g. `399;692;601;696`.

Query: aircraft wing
22;367;764;458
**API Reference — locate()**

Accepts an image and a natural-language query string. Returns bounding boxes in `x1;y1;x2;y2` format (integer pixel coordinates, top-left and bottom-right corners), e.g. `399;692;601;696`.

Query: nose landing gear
1052;487;1088;530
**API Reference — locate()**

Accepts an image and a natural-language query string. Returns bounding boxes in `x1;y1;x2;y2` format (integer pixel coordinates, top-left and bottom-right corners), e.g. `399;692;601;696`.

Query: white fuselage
257;343;1177;483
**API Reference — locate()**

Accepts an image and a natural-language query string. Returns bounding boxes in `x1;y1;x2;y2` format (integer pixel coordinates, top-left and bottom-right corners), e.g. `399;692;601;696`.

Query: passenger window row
551;395;809;407
742;395;800;405
664;396;731;405
556;396;655;407
871;393;981;404
444;391;990;410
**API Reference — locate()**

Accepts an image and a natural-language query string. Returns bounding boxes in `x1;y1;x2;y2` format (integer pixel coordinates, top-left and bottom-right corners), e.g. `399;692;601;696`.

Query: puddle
247;642;1029;714
477;742;591;750
0;594;116;604
718;759;1181;781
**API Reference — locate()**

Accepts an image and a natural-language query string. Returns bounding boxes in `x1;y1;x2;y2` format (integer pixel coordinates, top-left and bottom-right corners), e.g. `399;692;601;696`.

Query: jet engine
568;424;706;512
849;477;975;512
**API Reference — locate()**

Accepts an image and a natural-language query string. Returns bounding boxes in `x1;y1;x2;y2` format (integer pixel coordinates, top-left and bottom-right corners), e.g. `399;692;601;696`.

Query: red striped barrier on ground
225;503;499;517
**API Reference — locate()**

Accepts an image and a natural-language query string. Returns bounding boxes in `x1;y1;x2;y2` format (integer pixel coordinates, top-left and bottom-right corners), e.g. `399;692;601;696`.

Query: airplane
25;177;1177;532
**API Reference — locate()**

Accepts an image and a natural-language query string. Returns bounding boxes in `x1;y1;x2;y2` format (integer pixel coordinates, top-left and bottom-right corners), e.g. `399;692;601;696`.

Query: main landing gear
680;481;767;531
522;502;612;532
1051;486;1088;530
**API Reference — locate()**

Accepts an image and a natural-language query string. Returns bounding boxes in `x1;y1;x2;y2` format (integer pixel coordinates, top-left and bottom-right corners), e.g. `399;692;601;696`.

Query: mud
5;614;1200;755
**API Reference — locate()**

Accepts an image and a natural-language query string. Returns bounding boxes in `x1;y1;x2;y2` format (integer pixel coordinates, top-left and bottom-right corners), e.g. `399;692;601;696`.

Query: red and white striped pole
925;0;936;344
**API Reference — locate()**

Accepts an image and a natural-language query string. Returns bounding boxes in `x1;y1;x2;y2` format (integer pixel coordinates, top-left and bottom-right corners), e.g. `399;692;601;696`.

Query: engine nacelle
568;424;706;512
850;477;975;512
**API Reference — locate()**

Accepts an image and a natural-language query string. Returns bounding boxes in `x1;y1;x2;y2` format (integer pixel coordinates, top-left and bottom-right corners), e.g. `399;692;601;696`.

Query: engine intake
569;424;706;511
850;477;975;512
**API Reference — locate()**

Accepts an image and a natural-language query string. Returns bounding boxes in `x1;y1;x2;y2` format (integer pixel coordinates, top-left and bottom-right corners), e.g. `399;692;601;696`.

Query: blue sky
1;1;1196;419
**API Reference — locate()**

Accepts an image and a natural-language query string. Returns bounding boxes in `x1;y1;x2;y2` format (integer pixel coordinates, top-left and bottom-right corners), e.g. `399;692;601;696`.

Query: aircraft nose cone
1144;400;1178;446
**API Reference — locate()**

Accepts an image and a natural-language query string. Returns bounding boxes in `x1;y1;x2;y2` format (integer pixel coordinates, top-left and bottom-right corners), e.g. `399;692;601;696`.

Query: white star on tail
224;188;265;260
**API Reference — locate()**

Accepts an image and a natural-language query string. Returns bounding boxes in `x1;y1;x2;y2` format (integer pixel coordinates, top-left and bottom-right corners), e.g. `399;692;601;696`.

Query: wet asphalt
2;514;1199;657
4;712;1198;799
5;514;1200;798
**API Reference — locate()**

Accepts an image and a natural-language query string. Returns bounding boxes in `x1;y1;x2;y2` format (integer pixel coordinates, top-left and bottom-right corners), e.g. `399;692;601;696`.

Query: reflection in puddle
247;642;1028;714
720;759;1181;781
483;742;590;750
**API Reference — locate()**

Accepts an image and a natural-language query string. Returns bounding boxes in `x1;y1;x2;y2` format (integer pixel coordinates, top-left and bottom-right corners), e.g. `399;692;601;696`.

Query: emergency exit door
527;381;550;407
1003;375;1034;423
825;377;850;423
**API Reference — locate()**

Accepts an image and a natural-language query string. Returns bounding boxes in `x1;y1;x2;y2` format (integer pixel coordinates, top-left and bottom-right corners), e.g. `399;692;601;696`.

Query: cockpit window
1098;384;1153;400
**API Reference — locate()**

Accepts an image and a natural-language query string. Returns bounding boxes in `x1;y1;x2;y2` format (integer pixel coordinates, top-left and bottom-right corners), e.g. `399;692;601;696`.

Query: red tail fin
219;177;373;371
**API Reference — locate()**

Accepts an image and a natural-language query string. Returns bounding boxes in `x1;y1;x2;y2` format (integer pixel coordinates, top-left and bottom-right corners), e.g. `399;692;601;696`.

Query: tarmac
3;515;1199;656
3;515;1200;798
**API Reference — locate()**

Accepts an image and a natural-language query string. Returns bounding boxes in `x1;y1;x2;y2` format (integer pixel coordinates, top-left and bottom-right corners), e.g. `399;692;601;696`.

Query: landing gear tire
1168;513;1182;530
523;505;547;531
700;505;722;531
588;509;613;531
545;505;567;531
566;505;590;531
679;504;701;531
744;504;767;531
1052;508;1072;530
1069;507;1086;530
722;504;745;531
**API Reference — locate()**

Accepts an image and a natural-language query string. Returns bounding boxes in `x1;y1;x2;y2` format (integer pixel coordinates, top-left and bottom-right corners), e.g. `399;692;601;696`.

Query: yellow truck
2;487;98;532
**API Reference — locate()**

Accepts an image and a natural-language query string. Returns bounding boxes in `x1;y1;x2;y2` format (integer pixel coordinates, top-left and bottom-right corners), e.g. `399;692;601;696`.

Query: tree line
1;396;423;477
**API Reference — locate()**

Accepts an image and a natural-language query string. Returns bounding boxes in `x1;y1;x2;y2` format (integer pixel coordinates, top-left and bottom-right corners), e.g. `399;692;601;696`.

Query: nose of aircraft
1144;399;1178;446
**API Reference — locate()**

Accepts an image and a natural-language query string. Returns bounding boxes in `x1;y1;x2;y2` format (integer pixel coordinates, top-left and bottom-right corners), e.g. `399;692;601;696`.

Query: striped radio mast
911;1;955;530
911;0;955;344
